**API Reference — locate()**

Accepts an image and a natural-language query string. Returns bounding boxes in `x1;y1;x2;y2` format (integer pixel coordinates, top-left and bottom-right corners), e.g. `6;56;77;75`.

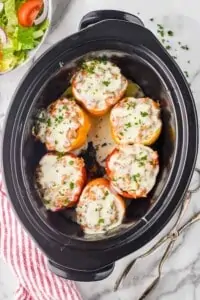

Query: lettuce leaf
17;19;49;50
33;19;49;40
35;19;49;32
18;26;35;50
0;12;8;28
4;0;18;33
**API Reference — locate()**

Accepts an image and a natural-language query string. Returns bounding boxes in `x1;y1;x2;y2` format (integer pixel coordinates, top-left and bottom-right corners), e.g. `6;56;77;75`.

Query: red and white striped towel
0;176;82;300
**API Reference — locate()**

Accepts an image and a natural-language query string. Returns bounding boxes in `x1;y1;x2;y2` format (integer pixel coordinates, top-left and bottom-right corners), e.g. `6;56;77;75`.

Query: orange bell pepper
69;107;91;151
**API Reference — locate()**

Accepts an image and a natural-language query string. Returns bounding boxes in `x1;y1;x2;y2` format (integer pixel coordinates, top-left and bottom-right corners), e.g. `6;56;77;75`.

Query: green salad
0;0;49;72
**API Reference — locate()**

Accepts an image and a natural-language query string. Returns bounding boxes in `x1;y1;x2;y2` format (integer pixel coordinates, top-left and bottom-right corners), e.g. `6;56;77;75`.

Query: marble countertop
1;0;200;299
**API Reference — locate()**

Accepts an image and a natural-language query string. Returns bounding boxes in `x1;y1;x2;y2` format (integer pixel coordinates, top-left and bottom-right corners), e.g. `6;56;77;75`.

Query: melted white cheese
87;82;145;167
107;145;159;197
72;60;127;111
110;97;162;144
36;154;85;210
76;183;124;234
34;99;84;153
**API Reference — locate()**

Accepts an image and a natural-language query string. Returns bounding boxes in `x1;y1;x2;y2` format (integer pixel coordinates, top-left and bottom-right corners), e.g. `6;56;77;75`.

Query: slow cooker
2;10;198;281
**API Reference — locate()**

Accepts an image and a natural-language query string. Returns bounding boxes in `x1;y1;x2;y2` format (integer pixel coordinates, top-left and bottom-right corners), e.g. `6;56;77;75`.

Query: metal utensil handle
114;168;200;295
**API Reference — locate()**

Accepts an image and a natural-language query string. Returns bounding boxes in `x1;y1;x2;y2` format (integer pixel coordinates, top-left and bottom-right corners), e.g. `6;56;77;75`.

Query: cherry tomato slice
18;0;43;27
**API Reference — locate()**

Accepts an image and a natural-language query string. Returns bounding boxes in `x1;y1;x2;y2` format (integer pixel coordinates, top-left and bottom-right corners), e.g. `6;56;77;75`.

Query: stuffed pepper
110;97;162;145
76;178;125;234
33;98;91;153
35;153;86;211
72;59;128;116
106;145;159;198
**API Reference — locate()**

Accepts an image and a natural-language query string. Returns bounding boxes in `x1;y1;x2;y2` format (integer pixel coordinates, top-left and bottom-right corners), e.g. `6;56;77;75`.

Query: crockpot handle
79;10;144;30
48;260;115;282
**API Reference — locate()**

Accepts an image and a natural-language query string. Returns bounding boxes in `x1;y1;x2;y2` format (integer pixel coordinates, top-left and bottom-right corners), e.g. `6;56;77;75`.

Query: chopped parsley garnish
132;173;141;182
136;155;147;166
166;45;171;50
181;45;189;50
55;115;64;123
157;24;164;37
140;155;147;161
119;132;124;136
63;198;69;205
69;161;74;165
44;199;51;205
157;24;164;30
101;143;107;147
126;102;136;110
184;71;189;78
81;61;98;74
57;152;64;159
97;56;107;64
103;191;109;199
125;122;132;128
140;112;148;117
70;182;75;190
150;18;154;21
111;203;114;209
55;140;58;145
167;30;174;36
98;218;104;224
158;30;164;37
47;118;51;126
102;80;110;86
63;105;68;110
59;191;65;196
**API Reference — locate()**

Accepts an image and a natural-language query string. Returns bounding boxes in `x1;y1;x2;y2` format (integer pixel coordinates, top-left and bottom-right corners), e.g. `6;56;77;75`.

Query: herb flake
166;45;171;50
132;173;141;182
181;45;189;50
167;30;174;36
70;182;75;190
125;122;132;128
47;118;51;126
140;112;148;117
102;80;110;86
